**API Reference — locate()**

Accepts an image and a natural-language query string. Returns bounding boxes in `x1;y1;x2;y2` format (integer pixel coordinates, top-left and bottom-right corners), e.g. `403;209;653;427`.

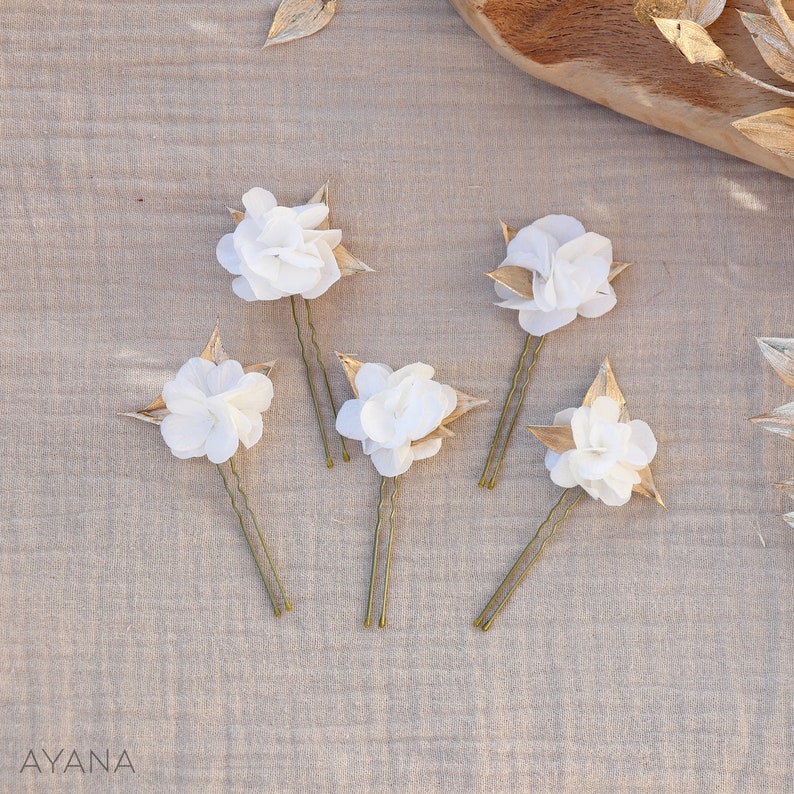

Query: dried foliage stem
365;476;388;628
481;334;546;489
303;298;350;463
216;463;281;617
475;488;584;631
229;457;291;612
290;295;334;468
726;64;794;98
379;476;400;629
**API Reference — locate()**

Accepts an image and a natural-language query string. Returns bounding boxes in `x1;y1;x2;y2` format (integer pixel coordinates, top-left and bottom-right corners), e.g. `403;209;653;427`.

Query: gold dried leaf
608;261;633;282
443;389;489;426
264;0;337;48
680;0;726;28
784;511;794;528
526;424;575;455
740;12;794;83
199;321;227;365
486;266;534;300
308;182;330;232
635;465;666;508
245;361;275;378
227;207;245;226
653;17;731;68
334;243;373;277
751;402;794;440
582;357;629;422
413;425;456;447
732;108;794;158
775;479;794;499
757;337;794;388
336;353;364;397
634;0;686;26
499;219;518;246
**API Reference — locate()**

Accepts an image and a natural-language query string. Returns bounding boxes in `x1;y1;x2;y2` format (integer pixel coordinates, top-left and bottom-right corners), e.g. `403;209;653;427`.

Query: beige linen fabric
1;1;792;791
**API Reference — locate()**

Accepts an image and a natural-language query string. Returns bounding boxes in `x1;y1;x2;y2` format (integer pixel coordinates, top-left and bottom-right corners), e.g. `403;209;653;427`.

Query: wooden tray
449;0;794;178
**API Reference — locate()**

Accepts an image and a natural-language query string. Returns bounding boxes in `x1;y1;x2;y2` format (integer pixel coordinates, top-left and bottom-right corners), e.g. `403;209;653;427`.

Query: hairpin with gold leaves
121;323;291;617
335;354;487;628
480;215;631;489
475;358;664;631
217;184;371;468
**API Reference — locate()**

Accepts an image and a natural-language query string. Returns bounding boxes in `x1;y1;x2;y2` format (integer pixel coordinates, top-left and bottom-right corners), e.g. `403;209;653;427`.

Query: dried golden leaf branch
740;12;794;82
732;108;794;157
761;0;794;50
264;0;337;48
757;337;794;388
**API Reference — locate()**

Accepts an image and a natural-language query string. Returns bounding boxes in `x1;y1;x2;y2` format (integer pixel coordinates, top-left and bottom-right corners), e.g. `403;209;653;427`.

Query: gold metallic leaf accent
608;261;633;282
499;219;518;245
633;0;686;26
750;401;794;440
757;337;794;388
443;389;489;426
308;181;330;230
775;479;794;500
582;357;629;421
732;108;794;158
680;0;726;28
264;0;336;48
761;0;794;51
413;425;456;447
486;266;534;300
654;18;731;67
526;425;575;454
783;511;794;528
334;243;373;277
336;353;363;397
200;321;227;365
227;207;245;226
529;357;664;507
740;12;794;83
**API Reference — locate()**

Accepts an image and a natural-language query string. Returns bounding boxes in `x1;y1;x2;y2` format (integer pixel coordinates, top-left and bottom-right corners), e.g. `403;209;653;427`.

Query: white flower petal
549;451;579;487
517;307;577;335
293;202;329;230
370;444;414;477
336;399;368;441
161;413;212;453
557;231;612;265
216;233;241;274
355;363;392;401
225;373;274;414
552;407;577;426
577;285;617;319
590;396;622;425
241;188;277;219
231;275;259;302
531;214;587;246
627;420;657;462
411;438;443;461
204;410;239;464
206;360;245;396
389;362;435;386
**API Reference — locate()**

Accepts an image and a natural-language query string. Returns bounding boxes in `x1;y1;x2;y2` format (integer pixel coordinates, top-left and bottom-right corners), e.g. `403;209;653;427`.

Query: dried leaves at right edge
740;12;794;83
732;108;794;159
264;0;337;48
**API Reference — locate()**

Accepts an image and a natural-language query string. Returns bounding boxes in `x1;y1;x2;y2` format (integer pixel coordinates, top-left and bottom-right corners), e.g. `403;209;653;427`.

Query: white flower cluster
336;362;458;477
160;357;274;464
216;188;342;301
494;214;617;335
544;396;657;506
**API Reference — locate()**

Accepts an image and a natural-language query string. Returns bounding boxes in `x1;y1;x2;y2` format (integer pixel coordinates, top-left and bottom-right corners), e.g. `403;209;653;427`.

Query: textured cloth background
1;1;793;791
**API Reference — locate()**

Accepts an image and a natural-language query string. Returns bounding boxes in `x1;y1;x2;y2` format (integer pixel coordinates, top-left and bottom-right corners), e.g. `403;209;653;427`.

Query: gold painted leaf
499;219;518;246
653;17;731;69
633;0;686;26
680;0;726;28
732;108;794;159
245;361;275;377
308;182;330;230
783;511;794;528
740;12;794;83
775;479;794;499
757;337;794;388
199;321;227;365
608;261;632;282
264;0;337;48
486;266;534;300
413;425;456;447
336;353;363;396
227;207;245;226
750;401;794;441
526;425;575;455
634;465;666;508
582;357;629;421
443;389;488;426
335;243;373;277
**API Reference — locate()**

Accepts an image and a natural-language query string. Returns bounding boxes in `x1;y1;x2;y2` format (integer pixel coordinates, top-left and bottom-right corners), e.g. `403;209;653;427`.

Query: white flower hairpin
480;215;631;489
475;358;664;631
217;184;371;468
335;354;487;628
122;323;291;618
